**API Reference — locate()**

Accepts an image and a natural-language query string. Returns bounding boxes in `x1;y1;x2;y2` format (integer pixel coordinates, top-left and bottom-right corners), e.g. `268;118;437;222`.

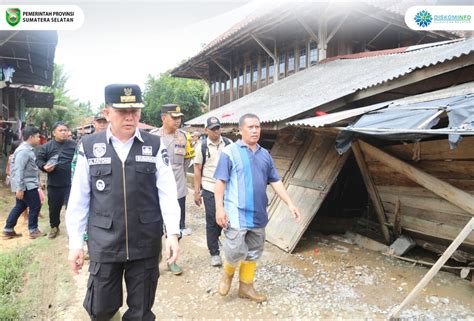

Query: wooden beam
358;141;474;214
352;140;392;243
0;31;19;47
318;15;327;61
327;13;350;43
393;198;402;238
250;34;276;62
190;67;209;84
210;57;231;78
296;16;319;43
390;217;474;318
367;23;391;47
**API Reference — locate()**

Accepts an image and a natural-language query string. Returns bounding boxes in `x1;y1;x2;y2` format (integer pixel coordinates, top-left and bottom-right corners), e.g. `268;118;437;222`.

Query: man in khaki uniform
194;117;231;267
151;104;194;275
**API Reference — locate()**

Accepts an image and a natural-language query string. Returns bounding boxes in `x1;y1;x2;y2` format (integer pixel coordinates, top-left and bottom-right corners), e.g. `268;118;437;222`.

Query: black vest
82;130;163;262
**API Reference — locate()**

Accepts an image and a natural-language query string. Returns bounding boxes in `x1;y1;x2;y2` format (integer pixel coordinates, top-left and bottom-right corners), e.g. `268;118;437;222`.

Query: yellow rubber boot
218;261;236;296
238;261;267;302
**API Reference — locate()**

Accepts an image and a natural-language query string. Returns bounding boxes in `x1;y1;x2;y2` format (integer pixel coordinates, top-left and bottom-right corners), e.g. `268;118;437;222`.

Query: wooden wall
363;137;474;249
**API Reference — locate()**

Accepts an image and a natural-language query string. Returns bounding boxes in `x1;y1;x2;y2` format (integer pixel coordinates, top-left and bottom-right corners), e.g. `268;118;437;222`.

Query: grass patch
0;247;33;319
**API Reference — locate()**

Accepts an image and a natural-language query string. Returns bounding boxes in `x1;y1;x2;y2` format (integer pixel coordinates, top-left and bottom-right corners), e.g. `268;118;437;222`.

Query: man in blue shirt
214;113;301;302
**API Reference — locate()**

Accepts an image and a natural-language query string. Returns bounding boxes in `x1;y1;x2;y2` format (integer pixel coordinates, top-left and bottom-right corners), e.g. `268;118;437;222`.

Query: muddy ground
1;185;473;320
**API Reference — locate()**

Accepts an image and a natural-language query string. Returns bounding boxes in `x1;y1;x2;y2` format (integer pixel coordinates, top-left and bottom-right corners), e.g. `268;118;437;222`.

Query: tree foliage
142;72;208;127
26;64;94;128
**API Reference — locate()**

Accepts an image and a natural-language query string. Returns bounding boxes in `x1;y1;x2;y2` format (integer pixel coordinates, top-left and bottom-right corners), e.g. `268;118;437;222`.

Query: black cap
52;121;67;131
161;104;184;117
93;112;107;121
206;116;221;129
104;84;144;108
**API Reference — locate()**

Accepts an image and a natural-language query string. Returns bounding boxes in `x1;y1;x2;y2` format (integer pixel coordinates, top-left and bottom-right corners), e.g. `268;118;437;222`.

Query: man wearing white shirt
66;84;180;321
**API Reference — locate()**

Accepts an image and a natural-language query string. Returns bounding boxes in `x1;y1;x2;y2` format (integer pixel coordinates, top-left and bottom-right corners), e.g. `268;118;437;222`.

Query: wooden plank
383;202;472;228
366;136;474;162
352;140;391;243
367;160;474;180
373;173;474;190
288;178;326;191
386;213;474;246
390;218;474;318
394;198;402;238
379;191;470;216
266;133;348;252
359;141;474;214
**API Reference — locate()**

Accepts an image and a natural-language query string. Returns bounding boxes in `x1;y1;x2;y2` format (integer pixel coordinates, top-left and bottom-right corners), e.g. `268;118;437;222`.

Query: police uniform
66;84;180;321
150;104;194;231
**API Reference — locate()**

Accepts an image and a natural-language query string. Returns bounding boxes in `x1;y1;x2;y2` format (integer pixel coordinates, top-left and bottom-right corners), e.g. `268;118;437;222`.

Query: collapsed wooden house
171;1;473;260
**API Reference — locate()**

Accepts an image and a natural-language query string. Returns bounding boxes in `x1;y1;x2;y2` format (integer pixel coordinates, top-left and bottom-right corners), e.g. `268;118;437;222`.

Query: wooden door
266;132;349;252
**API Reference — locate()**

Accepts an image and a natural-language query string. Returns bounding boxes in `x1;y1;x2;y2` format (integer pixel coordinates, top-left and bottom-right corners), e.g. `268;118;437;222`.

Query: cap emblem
121;87;136;103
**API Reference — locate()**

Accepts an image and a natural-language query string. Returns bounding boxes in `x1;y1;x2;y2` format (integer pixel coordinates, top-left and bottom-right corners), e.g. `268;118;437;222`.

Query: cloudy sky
16;0;271;108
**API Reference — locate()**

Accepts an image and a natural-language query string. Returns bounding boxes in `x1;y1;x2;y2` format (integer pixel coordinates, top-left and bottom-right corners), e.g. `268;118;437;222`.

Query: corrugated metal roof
186;38;474;126
290;81;474;128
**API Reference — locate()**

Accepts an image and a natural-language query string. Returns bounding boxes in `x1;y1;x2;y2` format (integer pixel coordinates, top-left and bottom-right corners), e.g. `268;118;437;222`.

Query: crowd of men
2;83;301;320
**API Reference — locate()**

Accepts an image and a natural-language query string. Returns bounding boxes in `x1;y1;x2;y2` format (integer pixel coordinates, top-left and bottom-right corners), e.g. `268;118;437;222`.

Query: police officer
150;104;194;275
66;84;180;321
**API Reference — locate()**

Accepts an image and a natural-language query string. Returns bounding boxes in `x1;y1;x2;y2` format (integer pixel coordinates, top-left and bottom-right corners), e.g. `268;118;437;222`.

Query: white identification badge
96;179;105;191
136;155;156;163
142;146;152;155
88;157;112;165
93;143;106;158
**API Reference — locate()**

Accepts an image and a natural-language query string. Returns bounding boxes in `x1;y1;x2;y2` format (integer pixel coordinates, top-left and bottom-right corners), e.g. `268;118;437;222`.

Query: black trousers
178;196;186;230
84;256;160;321
47;185;71;228
202;189;222;256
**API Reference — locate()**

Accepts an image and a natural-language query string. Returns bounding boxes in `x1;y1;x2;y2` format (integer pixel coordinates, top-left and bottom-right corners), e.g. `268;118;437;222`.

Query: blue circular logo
414;10;433;27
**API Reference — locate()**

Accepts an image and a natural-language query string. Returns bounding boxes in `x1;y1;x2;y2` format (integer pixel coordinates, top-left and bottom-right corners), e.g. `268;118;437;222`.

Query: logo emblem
96;179;105;191
6;8;21;27
414;10;432;27
142;146;152;156
93;143;106;158
124;88;133;96
161;148;169;166
175;106;181;113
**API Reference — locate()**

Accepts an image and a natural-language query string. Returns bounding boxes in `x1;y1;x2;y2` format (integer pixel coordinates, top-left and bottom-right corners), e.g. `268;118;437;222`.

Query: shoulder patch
161;148;170;166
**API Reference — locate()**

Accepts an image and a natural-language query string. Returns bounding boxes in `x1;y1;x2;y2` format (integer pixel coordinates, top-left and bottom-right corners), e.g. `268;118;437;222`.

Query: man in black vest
66;84;181;321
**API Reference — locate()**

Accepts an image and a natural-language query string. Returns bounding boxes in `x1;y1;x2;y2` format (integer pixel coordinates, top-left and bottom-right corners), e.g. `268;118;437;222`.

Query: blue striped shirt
214;140;280;229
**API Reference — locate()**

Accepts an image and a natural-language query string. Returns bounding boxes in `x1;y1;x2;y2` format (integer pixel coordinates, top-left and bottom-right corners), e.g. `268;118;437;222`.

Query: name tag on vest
88;157;112;165
136;155;156;163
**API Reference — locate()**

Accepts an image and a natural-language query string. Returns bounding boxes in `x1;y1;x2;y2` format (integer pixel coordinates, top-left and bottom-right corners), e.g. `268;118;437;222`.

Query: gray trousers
223;227;265;265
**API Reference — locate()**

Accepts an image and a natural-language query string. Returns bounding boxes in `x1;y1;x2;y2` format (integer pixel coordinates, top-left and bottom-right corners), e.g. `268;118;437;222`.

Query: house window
226;79;230;92
261;58;267;81
245;65;251;85
238;68;244;87
215;80;220;93
252;64;258;83
233;74;238;89
299;46;307;70
310;41;318;65
288;49;295;74
278;52;286;78
210;81;215;95
268;59;274;80
220;79;225;92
